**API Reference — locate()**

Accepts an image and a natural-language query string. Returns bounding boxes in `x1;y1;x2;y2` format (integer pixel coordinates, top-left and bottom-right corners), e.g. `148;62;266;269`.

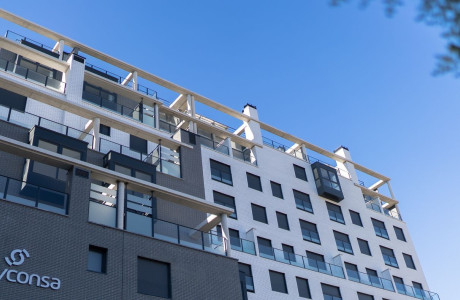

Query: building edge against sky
0;8;440;300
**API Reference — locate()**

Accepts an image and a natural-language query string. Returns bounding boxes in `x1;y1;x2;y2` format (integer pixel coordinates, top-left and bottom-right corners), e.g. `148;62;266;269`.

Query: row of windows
88;245;171;298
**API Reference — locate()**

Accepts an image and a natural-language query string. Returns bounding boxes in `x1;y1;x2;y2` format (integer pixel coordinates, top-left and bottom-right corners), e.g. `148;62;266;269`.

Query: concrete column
186;94;197;133
225;137;233;157
301;144;308;161
58;40;65;60
387;181;396;199
220;213;231;256
93;118;100;150
242;104;263;145
117;182;126;230
154;103;160;129
334;146;359;183
132;71;138;91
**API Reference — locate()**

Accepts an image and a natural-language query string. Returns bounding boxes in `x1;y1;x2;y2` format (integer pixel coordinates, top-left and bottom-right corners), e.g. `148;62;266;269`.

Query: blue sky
1;1;457;298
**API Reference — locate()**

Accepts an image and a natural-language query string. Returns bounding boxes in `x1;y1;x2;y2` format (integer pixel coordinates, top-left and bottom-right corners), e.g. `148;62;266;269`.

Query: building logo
0;248;61;290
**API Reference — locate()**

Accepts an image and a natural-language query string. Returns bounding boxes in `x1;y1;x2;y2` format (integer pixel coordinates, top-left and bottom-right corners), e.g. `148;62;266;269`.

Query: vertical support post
301;144;308;161
386;181;396;199
225;137;233;157
93;118;101;151
186;94;197;133
58;40;65;60
116;181;126;230
154;103;160;129
220;213;231;256
132;71;138;91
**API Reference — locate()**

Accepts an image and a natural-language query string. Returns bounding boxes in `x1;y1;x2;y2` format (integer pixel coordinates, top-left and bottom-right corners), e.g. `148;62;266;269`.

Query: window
365;268;380;287
293;164;308;181
282;244;295;262
321;283;342;300
371;218;389;239
246;172;262;191
344;262;359;281
326;202;345;224
239;263;254;292
99;124;111;136
213;191;237;219
333;231;353;254
87;245;107;273
251;203;268;224
357;238;372;256
62;147;81;159
257;237;273;259
270;181;283;198
349;210;363;226
137;257;171;298
269;270;288;294
210;159;232;185
130;135;147;154
305;251;327;272
394;226;407;242
229;229;241;250
276;212;290;230
393;276;406;294
403;253;416;269
314;166;341;191
357;292;374;300
0;87;27;112
299;220;320;244
296;277;311;298
412;282;425;298
380;246;398;268
294;190;313;213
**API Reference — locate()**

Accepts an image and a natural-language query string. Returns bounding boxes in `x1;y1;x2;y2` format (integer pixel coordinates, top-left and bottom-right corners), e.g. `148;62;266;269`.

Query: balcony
0;174;69;215
199;135;230;155
364;195;402;221
395;282;440;300
0;57;66;93
257;244;345;279
346;269;395;292
263;136;306;161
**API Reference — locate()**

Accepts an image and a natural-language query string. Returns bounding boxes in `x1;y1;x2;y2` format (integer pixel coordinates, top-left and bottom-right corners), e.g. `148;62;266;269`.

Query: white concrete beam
121;72;133;86
194;214;221;233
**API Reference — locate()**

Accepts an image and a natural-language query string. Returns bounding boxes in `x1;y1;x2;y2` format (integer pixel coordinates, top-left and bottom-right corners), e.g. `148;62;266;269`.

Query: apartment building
0;9;439;300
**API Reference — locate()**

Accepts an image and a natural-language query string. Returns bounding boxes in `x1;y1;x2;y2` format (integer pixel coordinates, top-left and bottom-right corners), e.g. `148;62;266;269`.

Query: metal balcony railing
346;269;395;292
395;282;440;300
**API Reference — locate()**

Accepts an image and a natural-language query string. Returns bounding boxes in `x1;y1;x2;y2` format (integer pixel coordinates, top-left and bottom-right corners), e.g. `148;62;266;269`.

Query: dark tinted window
88;245;107;273
213;191;236;219
357;239;372;256
365;268;380;286
282;244;295;261
257;237;273;258
294;190;313;213
413;282;425;298
299;220;320;244
393;276;405;294
333;231;353;254
270;181;283;198
251;203;268;224
239;263;254;292
130;135;147;154
247;172;262;191
358;292;374;300
0;87;27;112
99;124;111;136
276;212;290;230
326;202;345;224
403;253;416;269
321;283;342;299
296;277;311;298
229;229;241;249
380;246;398;268
344;262;359;281
210;160;232;185
349;210;363;226
394;226;407;242
269;270;288;294
294;164;308;181
137;257;171;298
372;218;389;239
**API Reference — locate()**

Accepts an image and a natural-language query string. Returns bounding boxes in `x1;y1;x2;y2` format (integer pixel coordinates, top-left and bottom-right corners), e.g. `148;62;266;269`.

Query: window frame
246;172;263;191
87;245;107;274
213;191;237;219
270;181;283;199
326;202;345;224
276;211;290;230
357;238;372;256
349;210;363;227
394;226;407;242
293;164;308;181
333;230;353;254
210;159;233;185
294;190;313;213
137;257;171;298
371;218;389;239
299;219;321;244
296;277;311;299
403;253;416;270
251;203;268;224
380;246;399;268
269;270;288;294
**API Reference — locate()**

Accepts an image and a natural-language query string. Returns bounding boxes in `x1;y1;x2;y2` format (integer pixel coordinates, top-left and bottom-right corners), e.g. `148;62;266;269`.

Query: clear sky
1;1;457;298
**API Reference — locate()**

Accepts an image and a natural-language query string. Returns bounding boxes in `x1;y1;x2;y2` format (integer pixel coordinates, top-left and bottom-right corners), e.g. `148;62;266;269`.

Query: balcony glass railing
364;195;402;221
0;174;69;215
229;236;256;255
232;147;256;166
5;30;57;57
395;282;440;300
99;138;151;161
0;104;94;148
145;144;181;178
257;245;345;279
0;58;66;92
262;136;306;160
200;135;230;155
346;269;394;292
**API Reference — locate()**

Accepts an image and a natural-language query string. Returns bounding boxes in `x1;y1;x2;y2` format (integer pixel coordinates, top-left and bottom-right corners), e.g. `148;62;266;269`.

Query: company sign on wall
0;248;61;290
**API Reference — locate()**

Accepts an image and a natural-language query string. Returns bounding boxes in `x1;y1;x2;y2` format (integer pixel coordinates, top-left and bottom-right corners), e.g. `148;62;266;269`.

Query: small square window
269;270;288;294
394;226;407;242
294;190;313;213
270;181;283;198
257;237;273;259
247;172;262;191
210;159;233;185
372;218;389;239
333;231;353;254
251;203;268;224
299;220;320;244
276;212;290;230
403;253;416;269
138;257;171;298
99;124;111;136
88;245;107;273
349;210;363;226
130;134;148;154
326;202;345;224
357;238;372;256
293;164;308;181
296;277;311;298
380;246;398;268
